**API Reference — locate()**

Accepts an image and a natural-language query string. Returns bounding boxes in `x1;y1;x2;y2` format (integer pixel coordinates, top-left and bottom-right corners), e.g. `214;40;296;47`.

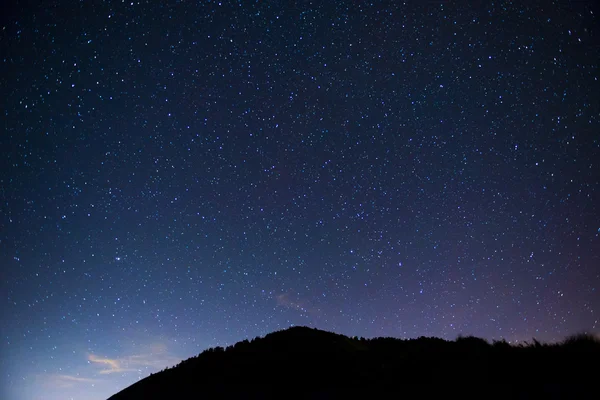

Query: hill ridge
108;327;600;400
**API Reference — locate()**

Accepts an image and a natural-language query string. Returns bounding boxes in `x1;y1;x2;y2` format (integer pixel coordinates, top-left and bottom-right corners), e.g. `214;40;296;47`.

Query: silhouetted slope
108;327;600;400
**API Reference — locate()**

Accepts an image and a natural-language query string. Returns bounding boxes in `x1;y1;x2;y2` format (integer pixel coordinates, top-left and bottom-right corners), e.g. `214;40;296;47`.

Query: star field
1;1;599;399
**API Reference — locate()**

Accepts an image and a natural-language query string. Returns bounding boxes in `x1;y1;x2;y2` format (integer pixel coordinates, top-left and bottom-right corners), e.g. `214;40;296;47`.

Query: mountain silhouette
108;327;599;399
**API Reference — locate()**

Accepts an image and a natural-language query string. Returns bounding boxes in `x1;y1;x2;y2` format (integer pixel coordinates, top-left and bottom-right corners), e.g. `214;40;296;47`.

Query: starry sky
1;1;599;399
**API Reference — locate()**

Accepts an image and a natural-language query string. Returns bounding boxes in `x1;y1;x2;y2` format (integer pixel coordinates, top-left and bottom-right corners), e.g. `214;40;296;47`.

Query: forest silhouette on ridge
108;326;599;399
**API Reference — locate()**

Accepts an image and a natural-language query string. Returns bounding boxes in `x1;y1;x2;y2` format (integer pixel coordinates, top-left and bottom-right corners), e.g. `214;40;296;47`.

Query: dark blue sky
1;1;599;399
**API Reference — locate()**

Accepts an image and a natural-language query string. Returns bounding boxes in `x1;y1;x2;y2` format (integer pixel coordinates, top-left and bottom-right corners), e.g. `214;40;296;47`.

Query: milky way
1;1;599;399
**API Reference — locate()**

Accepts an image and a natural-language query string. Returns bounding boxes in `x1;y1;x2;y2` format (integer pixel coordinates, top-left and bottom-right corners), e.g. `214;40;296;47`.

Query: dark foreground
108;326;599;399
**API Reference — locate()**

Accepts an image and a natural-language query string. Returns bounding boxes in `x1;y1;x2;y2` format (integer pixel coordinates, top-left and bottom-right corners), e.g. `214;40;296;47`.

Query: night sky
1;1;599;399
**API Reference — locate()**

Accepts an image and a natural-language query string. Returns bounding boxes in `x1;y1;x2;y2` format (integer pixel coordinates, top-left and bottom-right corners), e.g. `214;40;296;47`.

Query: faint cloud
88;344;180;375
275;292;317;315
88;354;138;374
276;292;302;310
150;342;168;354
126;351;180;369
44;374;98;388
36;344;181;398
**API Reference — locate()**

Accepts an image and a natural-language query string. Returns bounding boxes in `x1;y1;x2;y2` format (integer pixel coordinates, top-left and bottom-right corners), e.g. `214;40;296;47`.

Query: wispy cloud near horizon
88;354;138;374
31;345;181;400
88;344;181;375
